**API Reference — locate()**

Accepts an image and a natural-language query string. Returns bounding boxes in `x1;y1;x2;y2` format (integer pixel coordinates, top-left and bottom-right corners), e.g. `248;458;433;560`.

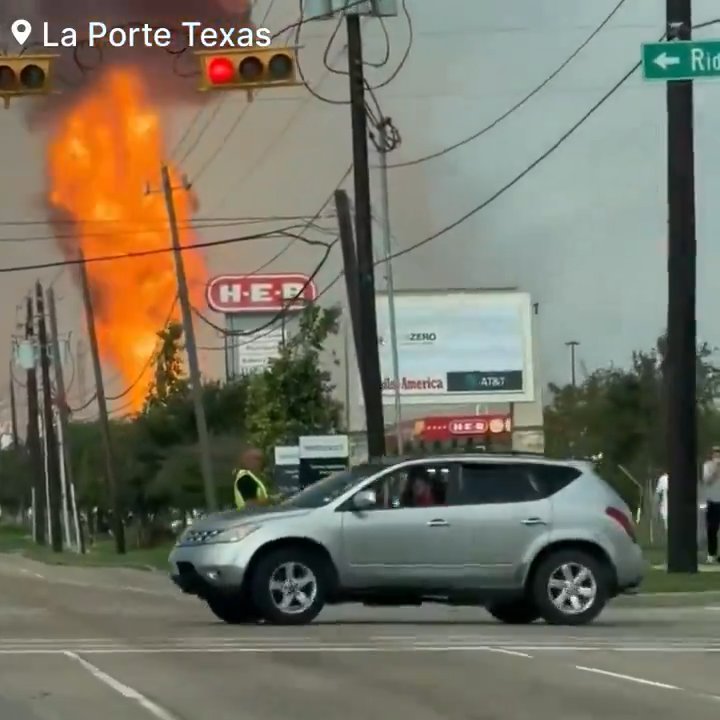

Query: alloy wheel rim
547;562;597;614
268;561;318;614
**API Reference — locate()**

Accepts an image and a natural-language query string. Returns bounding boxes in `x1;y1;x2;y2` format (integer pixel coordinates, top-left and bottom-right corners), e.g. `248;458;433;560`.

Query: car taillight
606;506;636;542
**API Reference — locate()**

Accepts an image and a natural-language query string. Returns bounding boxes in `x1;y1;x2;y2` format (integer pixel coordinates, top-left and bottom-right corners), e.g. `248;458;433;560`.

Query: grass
0;524;172;571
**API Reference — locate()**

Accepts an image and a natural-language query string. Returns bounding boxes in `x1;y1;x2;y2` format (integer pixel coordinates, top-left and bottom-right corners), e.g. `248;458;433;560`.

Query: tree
143;321;187;411
245;304;343;465
544;334;720;507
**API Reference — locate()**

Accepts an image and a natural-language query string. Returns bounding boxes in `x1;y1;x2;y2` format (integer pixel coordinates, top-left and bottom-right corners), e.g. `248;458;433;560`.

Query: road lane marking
489;648;532;658
63;651;180;720
575;665;680;690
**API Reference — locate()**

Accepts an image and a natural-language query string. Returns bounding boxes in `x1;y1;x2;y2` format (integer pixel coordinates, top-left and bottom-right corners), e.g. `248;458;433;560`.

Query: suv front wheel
487;599;540;624
531;549;609;625
250;547;328;625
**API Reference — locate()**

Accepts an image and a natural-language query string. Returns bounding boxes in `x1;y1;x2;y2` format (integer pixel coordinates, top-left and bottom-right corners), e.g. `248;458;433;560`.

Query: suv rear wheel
531;549;609;625
250;547;327;625
487;599;540;624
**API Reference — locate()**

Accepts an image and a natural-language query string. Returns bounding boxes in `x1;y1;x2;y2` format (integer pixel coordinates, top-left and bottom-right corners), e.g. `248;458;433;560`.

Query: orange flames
47;68;208;412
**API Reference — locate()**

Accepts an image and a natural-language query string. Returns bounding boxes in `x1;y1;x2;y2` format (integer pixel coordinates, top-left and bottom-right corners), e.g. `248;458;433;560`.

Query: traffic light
0;55;56;107
196;46;299;92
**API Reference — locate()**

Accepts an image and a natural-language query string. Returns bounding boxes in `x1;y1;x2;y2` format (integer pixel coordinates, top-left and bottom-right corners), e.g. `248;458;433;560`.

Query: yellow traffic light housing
196;46;300;92
0;54;57;108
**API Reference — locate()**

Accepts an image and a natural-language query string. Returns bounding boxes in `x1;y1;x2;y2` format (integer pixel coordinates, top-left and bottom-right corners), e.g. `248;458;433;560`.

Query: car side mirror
352;489;377;510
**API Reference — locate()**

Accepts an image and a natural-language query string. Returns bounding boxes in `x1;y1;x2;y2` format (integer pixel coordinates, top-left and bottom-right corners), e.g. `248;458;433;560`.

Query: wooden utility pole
46;286;85;553
24;296;45;545
9;360;18;448
35;282;63;552
78;251;126;553
345;14;385;458
158;165;217;510
665;0;697;573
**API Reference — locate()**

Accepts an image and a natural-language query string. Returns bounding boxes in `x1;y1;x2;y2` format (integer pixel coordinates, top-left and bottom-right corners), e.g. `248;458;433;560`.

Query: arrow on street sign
653;52;680;70
642;39;720;81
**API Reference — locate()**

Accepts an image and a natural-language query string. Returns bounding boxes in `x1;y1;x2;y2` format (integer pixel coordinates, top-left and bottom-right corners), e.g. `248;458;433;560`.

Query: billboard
206;273;317;313
372;291;535;404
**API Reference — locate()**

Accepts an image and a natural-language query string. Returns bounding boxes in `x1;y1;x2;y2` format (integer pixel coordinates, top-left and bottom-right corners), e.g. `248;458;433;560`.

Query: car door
338;462;471;589
445;461;553;588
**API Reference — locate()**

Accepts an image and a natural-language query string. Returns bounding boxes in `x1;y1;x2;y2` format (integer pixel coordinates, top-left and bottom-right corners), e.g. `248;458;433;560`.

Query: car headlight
204;524;260;544
177;524;260;546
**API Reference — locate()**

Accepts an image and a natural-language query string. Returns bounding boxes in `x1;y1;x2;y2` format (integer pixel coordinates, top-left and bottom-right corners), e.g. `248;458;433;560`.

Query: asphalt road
1;553;719;719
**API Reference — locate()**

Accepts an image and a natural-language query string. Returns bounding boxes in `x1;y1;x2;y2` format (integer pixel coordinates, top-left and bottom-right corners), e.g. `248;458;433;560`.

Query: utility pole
35;282;63;553
377;118;402;453
345;13;385;458
9;361;18;448
665;0;697;574
78;251;126;554
24;297;45;545
335;190;366;394
565;341;580;388
46;286;84;553
159;165;217;510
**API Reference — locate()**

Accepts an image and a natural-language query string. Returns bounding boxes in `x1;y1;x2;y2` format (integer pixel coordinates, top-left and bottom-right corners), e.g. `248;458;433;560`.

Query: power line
388;0;626;169
69;295;179;412
0;225;331;275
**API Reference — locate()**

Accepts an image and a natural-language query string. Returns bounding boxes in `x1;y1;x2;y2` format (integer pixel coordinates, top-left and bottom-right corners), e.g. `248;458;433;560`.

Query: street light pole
378;118;402;453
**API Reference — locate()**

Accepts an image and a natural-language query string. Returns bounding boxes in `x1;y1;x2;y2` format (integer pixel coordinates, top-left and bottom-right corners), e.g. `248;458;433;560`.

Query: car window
451;463;542;505
363;463;452;510
280;469;367;509
530;464;580;496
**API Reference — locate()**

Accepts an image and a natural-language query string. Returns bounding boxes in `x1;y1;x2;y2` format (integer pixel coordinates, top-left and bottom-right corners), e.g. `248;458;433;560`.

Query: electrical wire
107;296;179;401
0;213;331;227
69;295;179;412
238;19;720;322
0;225;331;275
388;0;626;169
0;218;334;244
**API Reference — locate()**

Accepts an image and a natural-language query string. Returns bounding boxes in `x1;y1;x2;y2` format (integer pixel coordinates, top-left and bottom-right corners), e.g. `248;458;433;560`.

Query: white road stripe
489;648;533;658
575;665;680;690
64;651;180;720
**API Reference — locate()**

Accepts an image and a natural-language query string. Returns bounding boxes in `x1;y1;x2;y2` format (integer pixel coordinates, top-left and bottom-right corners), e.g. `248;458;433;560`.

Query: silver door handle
427;519;450;527
521;517;546;526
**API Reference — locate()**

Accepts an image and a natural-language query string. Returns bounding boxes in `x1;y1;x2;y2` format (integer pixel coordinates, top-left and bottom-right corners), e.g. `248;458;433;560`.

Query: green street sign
642;40;720;81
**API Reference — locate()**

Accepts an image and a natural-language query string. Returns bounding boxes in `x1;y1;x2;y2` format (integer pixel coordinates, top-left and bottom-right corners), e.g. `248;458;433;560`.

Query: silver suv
169;454;644;626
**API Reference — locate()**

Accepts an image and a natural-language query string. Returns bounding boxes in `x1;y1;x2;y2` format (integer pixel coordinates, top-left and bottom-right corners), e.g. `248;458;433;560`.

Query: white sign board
299;435;349;458
231;329;283;375
372;291;535;405
274;446;300;466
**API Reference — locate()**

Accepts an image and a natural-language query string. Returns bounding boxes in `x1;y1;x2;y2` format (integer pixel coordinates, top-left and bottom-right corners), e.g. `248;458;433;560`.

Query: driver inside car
402;470;437;507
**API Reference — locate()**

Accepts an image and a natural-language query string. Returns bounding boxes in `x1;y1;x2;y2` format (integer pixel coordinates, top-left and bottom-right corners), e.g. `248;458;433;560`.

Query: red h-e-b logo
206;274;318;313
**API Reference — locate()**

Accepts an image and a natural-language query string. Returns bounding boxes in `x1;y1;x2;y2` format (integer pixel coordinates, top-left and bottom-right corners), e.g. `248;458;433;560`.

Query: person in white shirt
654;472;669;532
654;471;708;552
702;446;720;562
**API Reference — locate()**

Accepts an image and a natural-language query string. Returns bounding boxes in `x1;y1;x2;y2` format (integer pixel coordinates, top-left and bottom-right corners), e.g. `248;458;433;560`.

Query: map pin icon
11;19;33;46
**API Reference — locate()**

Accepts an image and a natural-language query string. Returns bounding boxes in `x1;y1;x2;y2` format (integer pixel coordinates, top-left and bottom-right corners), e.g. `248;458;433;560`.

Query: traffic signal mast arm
0;55;58;108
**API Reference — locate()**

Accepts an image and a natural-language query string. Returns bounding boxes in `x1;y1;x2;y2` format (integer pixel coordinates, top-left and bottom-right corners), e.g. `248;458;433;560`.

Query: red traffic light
207;57;234;84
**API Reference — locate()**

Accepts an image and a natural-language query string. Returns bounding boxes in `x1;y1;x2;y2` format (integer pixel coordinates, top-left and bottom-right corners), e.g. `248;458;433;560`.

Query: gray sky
0;0;718;423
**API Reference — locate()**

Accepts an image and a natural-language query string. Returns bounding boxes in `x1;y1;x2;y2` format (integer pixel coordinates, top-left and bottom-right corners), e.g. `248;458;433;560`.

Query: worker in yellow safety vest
233;468;269;509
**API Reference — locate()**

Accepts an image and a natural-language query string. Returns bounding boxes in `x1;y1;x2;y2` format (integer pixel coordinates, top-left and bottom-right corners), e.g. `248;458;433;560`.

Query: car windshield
280;468;370;509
